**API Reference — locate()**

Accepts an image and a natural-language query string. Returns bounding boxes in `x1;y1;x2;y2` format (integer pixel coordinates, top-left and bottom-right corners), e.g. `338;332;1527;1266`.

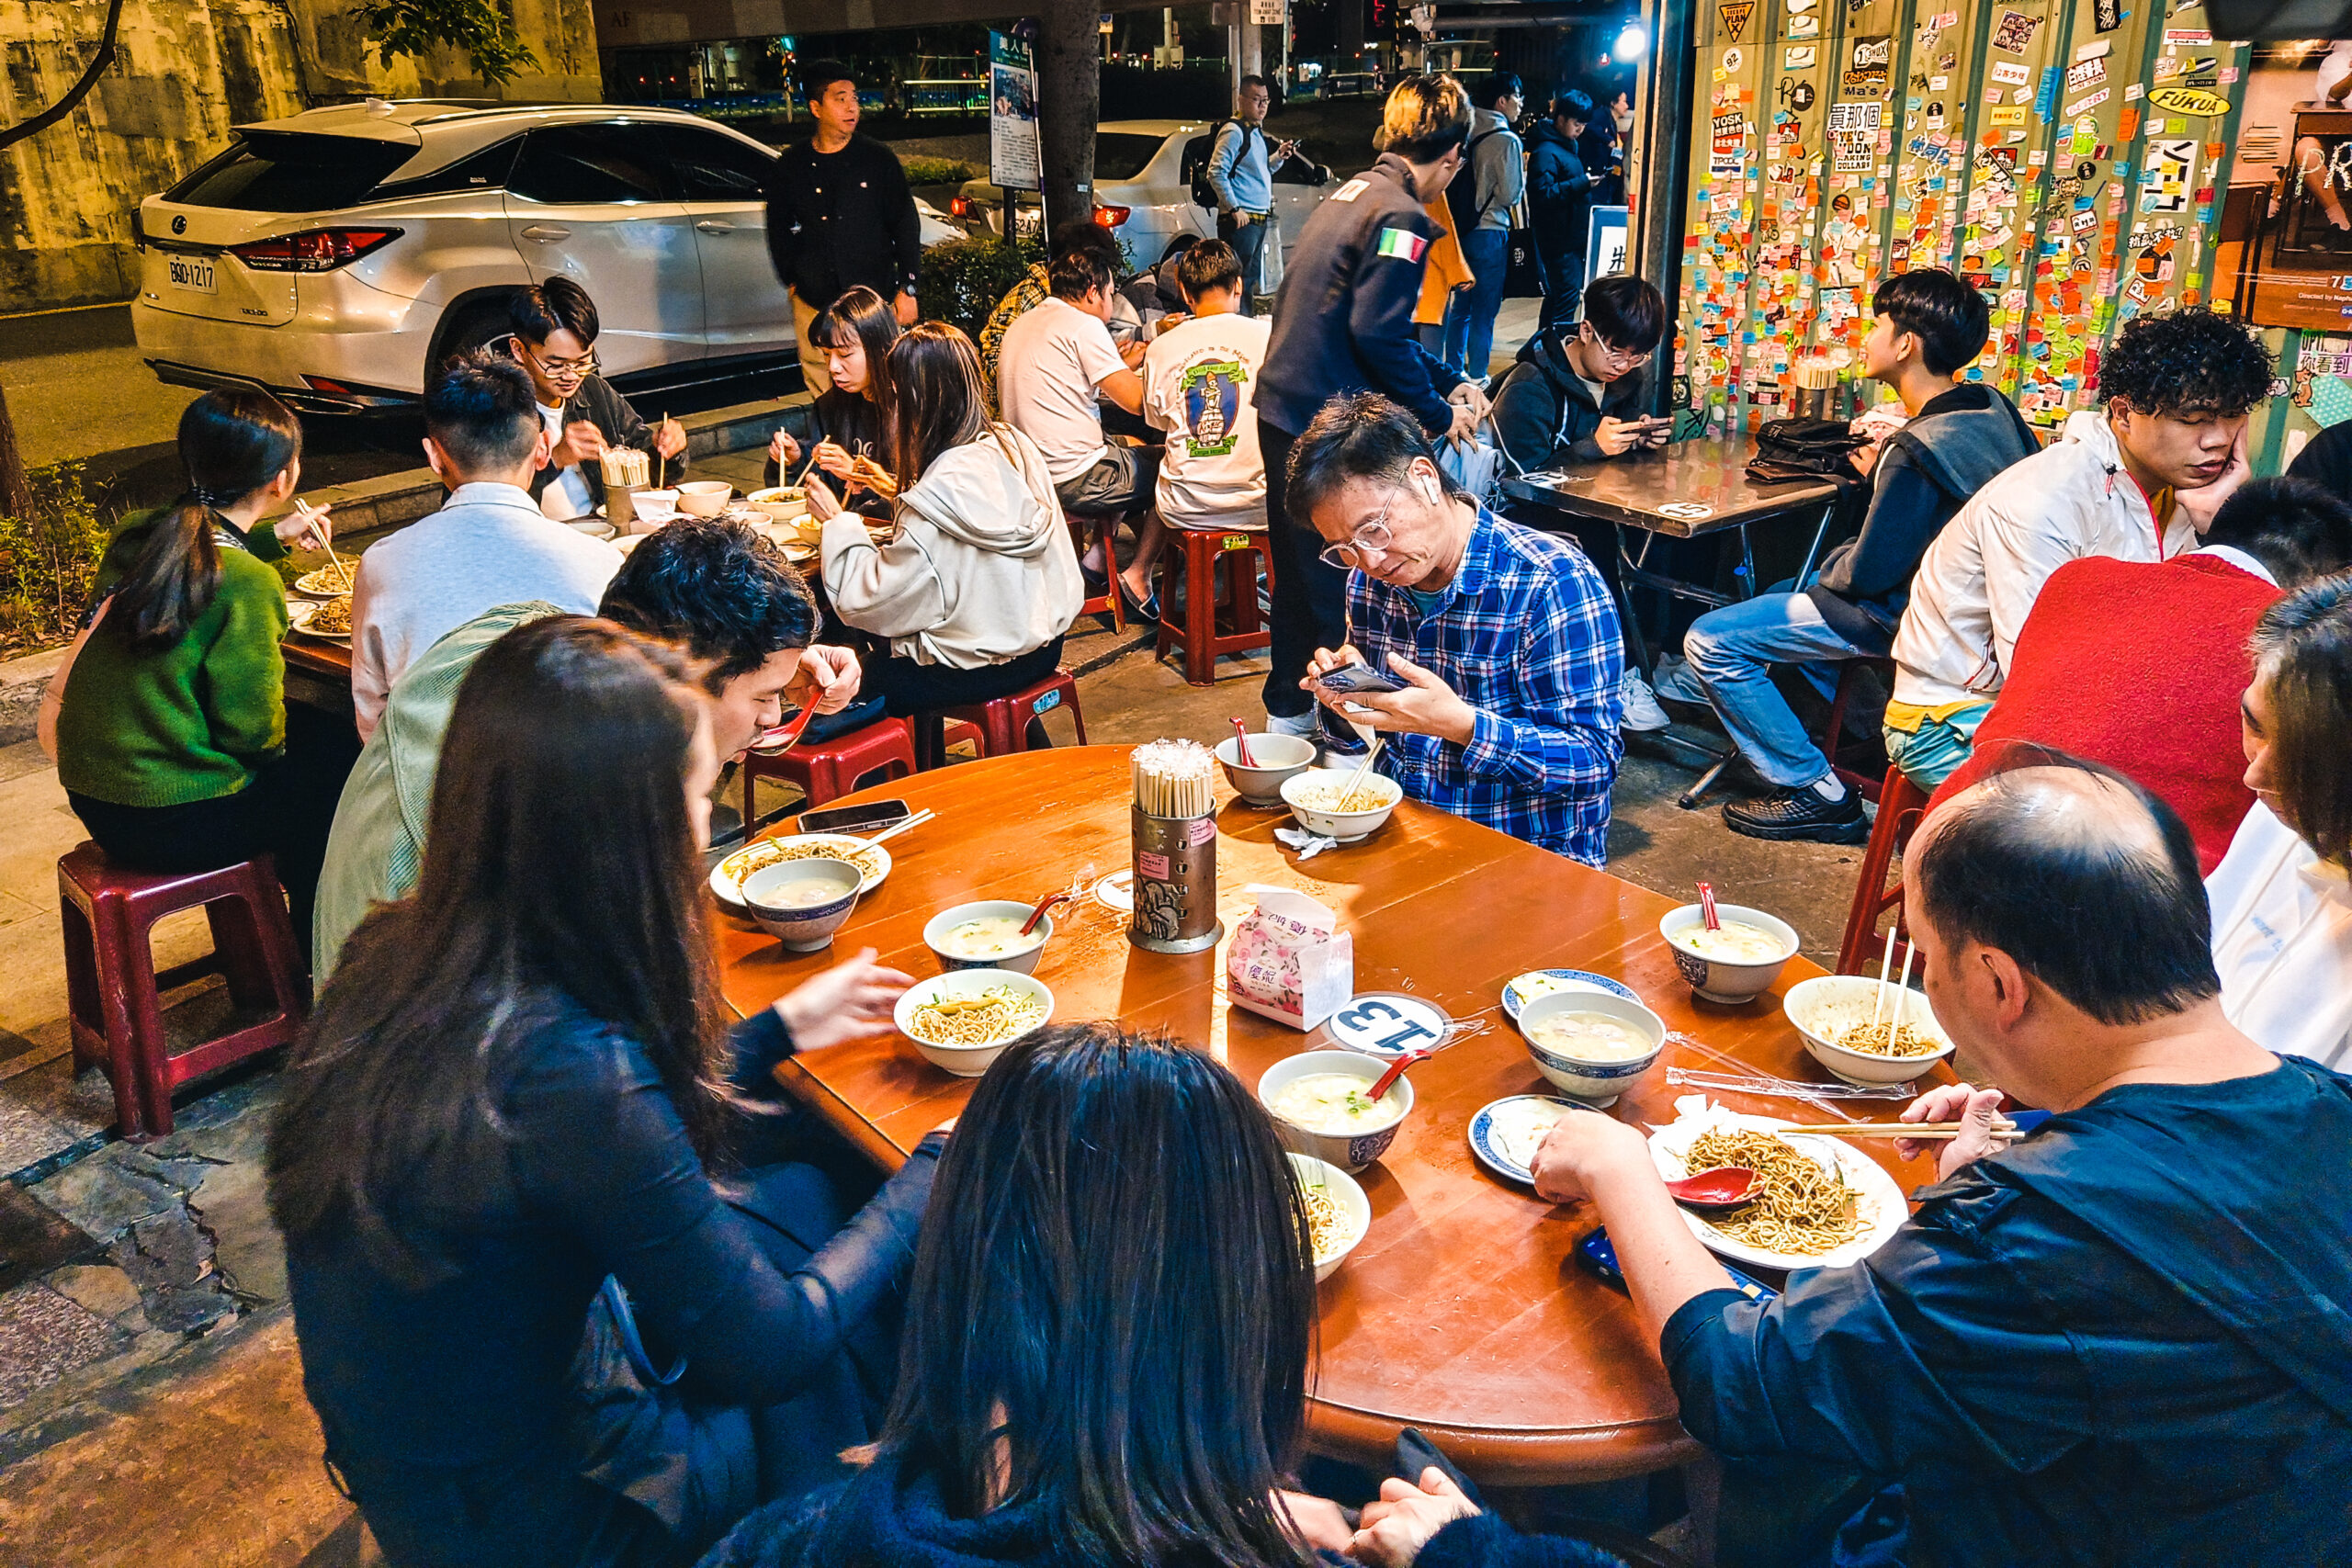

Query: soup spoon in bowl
1664;1166;1757;1209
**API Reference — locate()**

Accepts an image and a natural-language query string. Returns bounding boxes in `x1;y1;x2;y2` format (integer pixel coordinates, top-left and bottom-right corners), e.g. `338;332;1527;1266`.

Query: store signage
1842;36;1891;97
988;31;1040;193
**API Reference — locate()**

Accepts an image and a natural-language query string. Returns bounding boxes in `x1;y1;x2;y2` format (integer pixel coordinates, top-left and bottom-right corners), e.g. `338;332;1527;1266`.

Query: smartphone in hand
1316;660;1408;695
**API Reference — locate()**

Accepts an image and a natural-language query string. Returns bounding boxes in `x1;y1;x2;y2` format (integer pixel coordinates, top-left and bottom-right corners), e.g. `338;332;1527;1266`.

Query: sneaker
1619;669;1671;732
1723;785;1871;845
1650;658;1710;708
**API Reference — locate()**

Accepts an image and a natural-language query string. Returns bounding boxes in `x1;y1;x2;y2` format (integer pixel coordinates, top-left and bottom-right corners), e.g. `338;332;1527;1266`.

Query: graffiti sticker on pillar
1842;36;1892;97
2143;140;2196;213
1829;100;1883;171
1791;11;1819;39
1992;10;2043;52
2094;0;2122;30
1720;0;1755;42
2146;85;2230;118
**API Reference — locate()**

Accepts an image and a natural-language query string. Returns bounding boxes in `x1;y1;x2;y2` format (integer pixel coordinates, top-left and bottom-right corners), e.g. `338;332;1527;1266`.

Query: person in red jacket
1928;477;2352;871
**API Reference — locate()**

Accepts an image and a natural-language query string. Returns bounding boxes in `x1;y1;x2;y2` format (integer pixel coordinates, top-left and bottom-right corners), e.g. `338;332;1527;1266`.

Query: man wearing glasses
507;278;687;520
1293;392;1624;866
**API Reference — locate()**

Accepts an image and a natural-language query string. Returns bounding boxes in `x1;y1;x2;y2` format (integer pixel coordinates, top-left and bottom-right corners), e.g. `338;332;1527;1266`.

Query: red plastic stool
738;716;919;834
916;669;1087;769
1155;525;1272;686
58;845;310;1140
1833;765;1931;976
1822;657;1897;806
1067;509;1127;629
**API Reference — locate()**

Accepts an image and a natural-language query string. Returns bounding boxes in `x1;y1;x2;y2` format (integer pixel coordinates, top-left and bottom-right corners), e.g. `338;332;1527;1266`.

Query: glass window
165;132;413;212
1095;133;1169;182
508;124;670;206
368;139;522;202
660;126;777;202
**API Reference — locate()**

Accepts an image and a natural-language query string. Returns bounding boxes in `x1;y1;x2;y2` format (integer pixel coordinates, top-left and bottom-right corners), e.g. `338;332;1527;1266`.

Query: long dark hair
855;1023;1320;1567
114;390;301;651
812;285;902;412
887;321;990;489
266;618;728;1287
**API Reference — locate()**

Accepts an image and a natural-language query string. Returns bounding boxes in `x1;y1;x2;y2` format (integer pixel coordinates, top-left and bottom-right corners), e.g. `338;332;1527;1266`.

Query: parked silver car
132;100;955;413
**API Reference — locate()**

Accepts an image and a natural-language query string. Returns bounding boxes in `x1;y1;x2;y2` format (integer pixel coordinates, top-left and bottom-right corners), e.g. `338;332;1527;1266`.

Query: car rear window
164;132;415;212
1095;133;1166;182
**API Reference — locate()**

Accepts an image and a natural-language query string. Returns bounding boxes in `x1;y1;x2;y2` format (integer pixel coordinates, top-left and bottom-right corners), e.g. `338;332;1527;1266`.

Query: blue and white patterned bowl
1499;968;1637;1022
1258;1050;1414;1175
1515;990;1667;1107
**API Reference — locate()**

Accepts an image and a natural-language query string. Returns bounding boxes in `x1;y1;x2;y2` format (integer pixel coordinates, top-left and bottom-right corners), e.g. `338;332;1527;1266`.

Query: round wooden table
714;746;1939;1486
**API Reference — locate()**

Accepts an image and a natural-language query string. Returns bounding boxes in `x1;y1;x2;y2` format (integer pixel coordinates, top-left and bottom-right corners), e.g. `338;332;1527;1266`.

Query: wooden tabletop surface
1499;434;1842;537
714;747;1940;1485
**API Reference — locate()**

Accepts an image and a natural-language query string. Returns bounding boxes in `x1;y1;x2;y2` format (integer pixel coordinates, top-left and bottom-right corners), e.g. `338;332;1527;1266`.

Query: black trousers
1259;417;1351;720
855;635;1066;719
1218;211;1271;314
1538;242;1586;333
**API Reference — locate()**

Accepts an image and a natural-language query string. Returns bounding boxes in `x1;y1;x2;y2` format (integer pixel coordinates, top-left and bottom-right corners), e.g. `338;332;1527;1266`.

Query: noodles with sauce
1683;1128;1865;1257
906;985;1046;1047
1838;1021;1942;1057
1299;1180;1360;1263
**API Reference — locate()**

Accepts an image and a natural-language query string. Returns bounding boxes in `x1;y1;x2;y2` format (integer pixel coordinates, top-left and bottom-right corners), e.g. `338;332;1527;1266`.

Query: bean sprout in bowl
894;969;1054;1077
1658;904;1800;1004
1280;768;1404;841
1287;1152;1371;1283
1257;1050;1414;1174
1516;989;1666;1105
1783;975;1958;1086
923;900;1053;975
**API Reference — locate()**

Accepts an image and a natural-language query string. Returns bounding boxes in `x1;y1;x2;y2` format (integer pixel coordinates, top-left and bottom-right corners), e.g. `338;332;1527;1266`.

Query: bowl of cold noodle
1258;1050;1415;1173
740;858;864;951
1287;1152;1371;1283
1659;903;1800;1004
1279;767;1404;841
1782;974;1958;1086
922;900;1053;974
1515;989;1667;1105
894;969;1054;1077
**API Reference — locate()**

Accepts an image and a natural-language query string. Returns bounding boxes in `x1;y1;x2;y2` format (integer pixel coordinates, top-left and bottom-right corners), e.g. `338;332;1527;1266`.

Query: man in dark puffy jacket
1490;276;1666;472
1525;92;1595;333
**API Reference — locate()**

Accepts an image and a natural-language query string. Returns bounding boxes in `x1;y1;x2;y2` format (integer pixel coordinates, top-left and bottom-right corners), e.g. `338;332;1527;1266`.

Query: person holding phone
1490;275;1668;471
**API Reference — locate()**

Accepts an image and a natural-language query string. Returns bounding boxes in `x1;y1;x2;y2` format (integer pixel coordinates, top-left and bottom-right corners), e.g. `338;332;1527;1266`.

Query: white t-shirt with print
997;297;1125;485
1141;310;1273;528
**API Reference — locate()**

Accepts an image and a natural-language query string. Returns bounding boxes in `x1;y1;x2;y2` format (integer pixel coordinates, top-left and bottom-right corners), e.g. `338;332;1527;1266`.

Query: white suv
132;100;951;413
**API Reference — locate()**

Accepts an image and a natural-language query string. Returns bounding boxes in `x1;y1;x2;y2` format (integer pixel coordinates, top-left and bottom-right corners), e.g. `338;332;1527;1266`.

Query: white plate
284;599;352;645
711;832;891;909
289;566;356;599
1647;1105;1907;1272
1317;991;1453;1059
1500;968;1637;1022
1467;1094;1589;1184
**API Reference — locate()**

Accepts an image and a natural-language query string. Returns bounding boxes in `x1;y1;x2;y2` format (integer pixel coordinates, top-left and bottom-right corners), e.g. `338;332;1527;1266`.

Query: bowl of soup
676;479;734;517
748;485;810;522
1784;974;1958;1087
1216;732;1317;807
923;900;1053;974
1288;1152;1371;1283
1658;904;1800;1004
740;858;863;951
1257;1050;1414;1173
1516;990;1667;1105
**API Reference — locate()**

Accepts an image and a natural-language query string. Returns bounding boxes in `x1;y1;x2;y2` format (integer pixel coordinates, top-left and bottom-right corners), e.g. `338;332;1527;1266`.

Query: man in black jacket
1256;74;1490;737
1490;276;1667;470
763;61;922;393
1526;92;1595;334
1658;269;2038;842
507;278;687;517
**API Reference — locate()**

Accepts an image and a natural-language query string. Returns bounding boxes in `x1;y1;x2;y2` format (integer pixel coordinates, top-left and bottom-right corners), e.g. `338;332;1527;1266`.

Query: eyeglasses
1582;324;1652;370
516;337;596;379
1318;486;1401;570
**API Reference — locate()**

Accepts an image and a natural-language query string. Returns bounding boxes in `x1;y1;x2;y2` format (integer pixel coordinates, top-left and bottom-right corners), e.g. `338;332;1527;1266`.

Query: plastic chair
1835;766;1932;976
1067;510;1127;629
58;845;309;1140
1825;657;1897;806
738;716;918;835
1155;524;1273;685
916;668;1087;770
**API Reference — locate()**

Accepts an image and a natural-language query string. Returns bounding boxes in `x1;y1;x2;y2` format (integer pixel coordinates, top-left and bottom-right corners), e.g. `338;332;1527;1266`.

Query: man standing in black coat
764;61;922;394
1525;92;1595;335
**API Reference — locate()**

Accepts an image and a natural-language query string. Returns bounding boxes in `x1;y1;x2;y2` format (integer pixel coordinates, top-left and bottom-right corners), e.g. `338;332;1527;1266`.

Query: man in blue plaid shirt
1289;393;1624;863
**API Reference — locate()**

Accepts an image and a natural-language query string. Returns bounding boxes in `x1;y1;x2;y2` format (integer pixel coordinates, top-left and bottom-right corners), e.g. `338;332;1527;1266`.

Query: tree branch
0;0;130;152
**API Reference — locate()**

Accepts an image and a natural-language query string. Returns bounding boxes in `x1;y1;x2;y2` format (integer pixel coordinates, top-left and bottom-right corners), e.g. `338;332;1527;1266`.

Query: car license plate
168;255;217;295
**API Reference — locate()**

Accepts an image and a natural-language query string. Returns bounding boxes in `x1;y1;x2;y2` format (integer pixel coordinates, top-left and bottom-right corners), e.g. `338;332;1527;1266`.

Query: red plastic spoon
1364;1047;1435;1102
1697;880;1722;932
1018;890;1070;937
1230;718;1257;767
1665;1166;1756;1209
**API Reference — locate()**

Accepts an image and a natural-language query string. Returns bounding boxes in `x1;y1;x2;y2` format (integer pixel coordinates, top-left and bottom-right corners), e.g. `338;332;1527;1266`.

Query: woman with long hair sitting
766;285;900;518
267;617;940;1568
2209;571;2352;1067
814;321;1082;727
51;389;337;948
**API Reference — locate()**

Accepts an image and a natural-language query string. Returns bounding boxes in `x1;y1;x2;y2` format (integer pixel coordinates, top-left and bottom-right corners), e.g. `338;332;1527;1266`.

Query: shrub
919;232;1044;343
0;464;109;657
899;155;977;186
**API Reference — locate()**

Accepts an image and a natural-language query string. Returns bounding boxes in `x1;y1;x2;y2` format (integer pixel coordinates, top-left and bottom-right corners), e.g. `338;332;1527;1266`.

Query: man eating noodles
1481;757;2352;1567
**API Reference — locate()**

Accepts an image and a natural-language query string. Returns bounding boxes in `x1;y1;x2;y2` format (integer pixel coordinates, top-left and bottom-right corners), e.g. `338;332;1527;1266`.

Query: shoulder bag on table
1746;417;1871;485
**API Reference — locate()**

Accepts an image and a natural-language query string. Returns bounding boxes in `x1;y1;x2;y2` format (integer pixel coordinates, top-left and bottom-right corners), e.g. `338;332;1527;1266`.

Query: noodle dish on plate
1647;1096;1907;1270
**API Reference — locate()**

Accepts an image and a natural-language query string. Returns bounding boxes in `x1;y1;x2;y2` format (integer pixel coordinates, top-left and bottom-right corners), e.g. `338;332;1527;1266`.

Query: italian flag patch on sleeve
1374;226;1429;263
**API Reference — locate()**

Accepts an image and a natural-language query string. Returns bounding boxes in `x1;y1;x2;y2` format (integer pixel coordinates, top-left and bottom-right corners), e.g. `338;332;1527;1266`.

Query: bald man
1486;758;2352;1568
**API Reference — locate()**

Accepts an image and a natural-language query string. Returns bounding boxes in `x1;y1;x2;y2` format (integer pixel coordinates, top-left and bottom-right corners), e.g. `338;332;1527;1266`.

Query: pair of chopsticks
862;808;933;846
1797;1121;2025;1143
294;500;351;592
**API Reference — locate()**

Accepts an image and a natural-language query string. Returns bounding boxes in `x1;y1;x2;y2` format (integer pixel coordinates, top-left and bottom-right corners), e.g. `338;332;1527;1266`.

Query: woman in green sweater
57;389;335;949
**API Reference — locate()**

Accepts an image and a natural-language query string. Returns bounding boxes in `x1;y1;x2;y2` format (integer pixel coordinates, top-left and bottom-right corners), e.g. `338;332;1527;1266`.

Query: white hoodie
822;423;1083;670
1891;409;2199;710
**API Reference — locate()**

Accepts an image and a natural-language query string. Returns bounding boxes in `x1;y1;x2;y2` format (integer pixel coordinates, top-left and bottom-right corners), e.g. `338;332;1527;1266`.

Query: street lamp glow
1611;23;1646;62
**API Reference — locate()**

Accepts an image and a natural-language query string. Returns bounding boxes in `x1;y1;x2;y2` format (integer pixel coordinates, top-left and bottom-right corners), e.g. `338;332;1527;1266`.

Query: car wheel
428;295;519;383
1159;234;1200;265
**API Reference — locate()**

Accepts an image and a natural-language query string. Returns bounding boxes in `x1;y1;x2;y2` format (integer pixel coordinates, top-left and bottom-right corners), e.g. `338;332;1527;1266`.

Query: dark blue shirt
1664;1056;2352;1568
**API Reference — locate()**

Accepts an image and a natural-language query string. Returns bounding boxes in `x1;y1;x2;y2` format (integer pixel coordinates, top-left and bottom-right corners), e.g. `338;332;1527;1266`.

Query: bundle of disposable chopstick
600;446;651;488
1133;739;1215;818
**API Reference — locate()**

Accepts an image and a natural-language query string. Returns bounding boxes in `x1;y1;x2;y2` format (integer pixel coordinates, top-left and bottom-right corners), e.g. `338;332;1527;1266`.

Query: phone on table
797;798;910;837
1577;1227;1779;1305
1316;660;1407;696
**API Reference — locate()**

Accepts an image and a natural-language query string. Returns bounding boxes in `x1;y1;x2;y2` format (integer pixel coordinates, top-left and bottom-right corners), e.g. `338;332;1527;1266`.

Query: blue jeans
1445;227;1511;379
1677;582;1872;789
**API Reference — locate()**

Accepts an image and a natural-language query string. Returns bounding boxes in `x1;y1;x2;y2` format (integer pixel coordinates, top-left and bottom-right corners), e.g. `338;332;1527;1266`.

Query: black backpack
1747;418;1873;485
1445;126;1503;236
1190;120;1261;209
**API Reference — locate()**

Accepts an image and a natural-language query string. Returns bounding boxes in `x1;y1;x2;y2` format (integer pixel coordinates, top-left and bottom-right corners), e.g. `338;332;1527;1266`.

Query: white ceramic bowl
1216;732;1317;807
747;485;811;521
1288;1152;1371;1283
1659;904;1801;1004
1257;1050;1414;1174
740;858;863;951
894;968;1054;1077
1280;767;1404;842
1516;989;1667;1106
1784;974;1958;1086
676;479;734;517
923;900;1053;974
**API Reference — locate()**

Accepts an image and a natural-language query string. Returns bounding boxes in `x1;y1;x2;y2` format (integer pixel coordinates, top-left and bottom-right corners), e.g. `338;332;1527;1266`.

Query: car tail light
949;195;970;218
1092;204;1131;228
228;227;402;273
300;375;356;395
